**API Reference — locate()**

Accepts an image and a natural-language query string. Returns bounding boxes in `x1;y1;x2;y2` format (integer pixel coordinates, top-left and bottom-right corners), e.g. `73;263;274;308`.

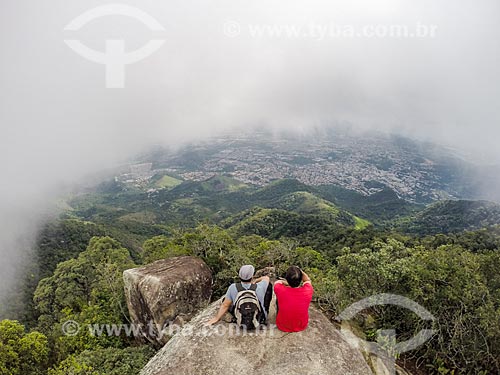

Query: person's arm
206;298;232;326
253;275;270;284
301;270;312;285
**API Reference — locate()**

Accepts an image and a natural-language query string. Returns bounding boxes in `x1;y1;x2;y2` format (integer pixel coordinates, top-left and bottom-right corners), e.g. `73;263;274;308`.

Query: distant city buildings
116;132;463;203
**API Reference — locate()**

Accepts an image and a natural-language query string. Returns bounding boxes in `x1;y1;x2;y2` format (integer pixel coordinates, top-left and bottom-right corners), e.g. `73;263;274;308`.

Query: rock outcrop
123;256;212;347
140;299;373;375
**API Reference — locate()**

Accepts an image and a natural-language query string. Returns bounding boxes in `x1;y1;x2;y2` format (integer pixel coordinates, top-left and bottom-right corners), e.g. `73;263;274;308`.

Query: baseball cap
238;265;255;280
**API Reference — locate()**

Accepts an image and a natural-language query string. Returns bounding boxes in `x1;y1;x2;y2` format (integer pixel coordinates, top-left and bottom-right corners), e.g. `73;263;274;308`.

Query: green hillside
200;175;249;192
224;206;352;251
315;185;423;226
70;176;500;238
274;191;341;215
398;199;500;235
225;208;301;238
246;179;314;205
273;191;365;227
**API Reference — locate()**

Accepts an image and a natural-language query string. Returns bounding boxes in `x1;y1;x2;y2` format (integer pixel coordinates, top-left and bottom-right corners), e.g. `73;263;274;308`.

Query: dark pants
263;282;273;315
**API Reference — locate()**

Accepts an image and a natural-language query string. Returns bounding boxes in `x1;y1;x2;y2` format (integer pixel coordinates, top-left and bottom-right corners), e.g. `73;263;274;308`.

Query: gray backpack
233;283;261;330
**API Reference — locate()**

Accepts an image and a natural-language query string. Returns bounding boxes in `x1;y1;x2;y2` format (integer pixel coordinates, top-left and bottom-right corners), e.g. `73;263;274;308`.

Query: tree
0;320;49;375
321;238;500;374
33;236;135;363
293;246;328;270
142;235;190;264
48;346;155;375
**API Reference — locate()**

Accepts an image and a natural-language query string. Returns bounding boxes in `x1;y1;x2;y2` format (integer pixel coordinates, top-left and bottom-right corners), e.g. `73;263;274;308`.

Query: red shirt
274;282;314;332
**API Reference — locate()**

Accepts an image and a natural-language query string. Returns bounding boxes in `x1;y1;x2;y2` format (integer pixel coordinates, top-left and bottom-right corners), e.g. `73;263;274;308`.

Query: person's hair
285;266;302;288
240;277;252;283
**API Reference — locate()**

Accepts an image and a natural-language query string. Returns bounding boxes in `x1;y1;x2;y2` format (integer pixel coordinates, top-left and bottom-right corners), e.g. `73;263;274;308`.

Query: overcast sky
1;0;499;307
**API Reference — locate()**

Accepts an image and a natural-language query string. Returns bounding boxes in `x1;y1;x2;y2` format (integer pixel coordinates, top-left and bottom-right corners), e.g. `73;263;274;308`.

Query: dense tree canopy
0;320;49;375
33;236;135;365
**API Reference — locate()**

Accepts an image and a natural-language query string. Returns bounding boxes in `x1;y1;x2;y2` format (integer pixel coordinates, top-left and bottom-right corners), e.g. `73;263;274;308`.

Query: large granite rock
140;299;373;375
123;256;212;347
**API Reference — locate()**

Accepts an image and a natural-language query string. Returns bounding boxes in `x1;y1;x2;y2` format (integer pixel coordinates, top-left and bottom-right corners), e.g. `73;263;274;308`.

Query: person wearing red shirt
274;266;314;332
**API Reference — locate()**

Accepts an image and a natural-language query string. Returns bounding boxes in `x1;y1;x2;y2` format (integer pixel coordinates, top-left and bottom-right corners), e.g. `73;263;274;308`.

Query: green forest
1;176;500;374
